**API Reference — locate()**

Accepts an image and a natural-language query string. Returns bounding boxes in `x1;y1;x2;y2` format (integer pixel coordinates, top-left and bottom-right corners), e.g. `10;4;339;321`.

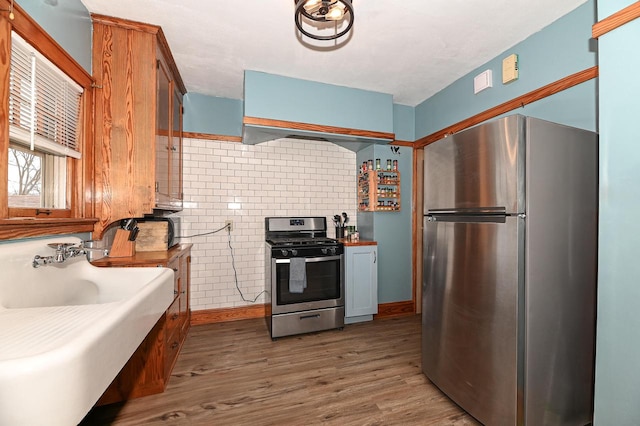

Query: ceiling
79;0;588;107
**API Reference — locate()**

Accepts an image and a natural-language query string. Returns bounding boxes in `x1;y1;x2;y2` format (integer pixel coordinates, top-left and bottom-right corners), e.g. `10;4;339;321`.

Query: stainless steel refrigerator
422;115;597;426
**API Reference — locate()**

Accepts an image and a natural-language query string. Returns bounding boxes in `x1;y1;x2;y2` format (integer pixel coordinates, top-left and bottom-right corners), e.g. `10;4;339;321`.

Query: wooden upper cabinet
91;15;186;238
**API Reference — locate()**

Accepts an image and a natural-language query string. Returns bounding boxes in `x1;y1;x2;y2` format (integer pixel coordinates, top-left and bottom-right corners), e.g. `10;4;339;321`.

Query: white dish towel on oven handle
289;257;307;294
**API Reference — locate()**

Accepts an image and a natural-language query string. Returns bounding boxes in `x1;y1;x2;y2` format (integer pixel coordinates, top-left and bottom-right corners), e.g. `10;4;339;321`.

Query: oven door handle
275;255;342;264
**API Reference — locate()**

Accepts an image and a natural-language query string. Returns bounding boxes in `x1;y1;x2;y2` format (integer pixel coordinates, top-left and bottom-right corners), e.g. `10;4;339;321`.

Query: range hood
242;117;395;152
242;71;395;151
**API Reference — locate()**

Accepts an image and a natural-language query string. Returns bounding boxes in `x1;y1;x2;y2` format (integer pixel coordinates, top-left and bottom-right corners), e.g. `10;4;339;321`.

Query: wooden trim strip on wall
414;66;599;148
592;2;640;38
391;139;415;147
243;116;396;141
375;301;416;319
412;148;424;315
182;131;242;142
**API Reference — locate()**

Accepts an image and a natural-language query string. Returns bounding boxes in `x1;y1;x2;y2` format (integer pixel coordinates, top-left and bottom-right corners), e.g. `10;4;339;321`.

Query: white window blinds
9;32;83;159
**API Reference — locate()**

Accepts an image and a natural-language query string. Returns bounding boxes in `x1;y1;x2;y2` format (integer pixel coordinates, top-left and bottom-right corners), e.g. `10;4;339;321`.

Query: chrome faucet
32;242;87;268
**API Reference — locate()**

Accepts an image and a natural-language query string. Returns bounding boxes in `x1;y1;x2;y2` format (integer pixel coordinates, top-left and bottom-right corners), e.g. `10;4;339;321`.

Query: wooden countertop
338;238;377;247
91;243;193;267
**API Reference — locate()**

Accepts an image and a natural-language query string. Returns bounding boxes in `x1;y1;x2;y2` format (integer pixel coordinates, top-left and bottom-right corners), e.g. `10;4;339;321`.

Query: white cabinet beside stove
345;243;378;324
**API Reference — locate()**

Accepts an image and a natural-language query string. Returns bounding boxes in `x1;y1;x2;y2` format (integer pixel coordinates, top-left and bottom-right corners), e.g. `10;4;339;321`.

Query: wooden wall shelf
358;169;401;212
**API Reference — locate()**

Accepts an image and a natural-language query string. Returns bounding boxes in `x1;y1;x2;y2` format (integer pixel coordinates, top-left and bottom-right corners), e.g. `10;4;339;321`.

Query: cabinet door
170;87;183;207
91;22;156;237
155;57;171;207
345;245;378;317
177;253;190;336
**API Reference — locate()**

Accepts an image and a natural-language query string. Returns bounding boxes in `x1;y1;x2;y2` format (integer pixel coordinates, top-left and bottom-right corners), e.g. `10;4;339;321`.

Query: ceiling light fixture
294;0;354;41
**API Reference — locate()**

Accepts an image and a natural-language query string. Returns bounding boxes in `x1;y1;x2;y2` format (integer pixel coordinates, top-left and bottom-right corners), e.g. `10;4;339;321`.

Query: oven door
271;254;344;315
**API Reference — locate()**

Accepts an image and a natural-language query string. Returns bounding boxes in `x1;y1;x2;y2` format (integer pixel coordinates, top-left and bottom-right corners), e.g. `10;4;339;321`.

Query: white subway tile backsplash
178;137;357;311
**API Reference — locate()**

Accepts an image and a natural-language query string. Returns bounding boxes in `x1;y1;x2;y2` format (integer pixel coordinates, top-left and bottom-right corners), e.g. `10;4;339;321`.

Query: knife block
109;229;136;257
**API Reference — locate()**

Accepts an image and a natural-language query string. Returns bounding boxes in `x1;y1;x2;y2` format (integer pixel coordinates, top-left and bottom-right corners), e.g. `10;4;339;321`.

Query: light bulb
303;0;322;13
326;3;346;21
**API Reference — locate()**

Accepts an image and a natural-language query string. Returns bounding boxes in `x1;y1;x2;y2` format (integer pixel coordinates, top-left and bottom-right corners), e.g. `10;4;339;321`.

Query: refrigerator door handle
427;214;508;224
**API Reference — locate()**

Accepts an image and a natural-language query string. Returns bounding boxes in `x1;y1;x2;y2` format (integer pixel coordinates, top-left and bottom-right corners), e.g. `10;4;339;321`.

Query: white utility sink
0;236;174;426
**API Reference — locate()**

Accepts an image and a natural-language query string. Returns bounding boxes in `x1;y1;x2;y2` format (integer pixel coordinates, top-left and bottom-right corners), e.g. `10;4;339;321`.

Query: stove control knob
280;249;288;256
329;246;337;255
321;248;328;255
291;249;298;256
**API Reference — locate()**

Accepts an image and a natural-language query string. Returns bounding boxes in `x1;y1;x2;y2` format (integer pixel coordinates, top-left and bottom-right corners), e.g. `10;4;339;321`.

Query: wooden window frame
0;1;96;239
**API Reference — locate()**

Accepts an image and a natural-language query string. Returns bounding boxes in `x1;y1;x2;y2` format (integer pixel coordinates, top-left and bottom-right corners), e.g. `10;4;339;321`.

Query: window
0;4;95;240
8;144;42;208
8;32;82;211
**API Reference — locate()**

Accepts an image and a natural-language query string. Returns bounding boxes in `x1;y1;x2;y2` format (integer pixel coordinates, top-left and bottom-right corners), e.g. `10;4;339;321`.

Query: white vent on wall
473;69;493;94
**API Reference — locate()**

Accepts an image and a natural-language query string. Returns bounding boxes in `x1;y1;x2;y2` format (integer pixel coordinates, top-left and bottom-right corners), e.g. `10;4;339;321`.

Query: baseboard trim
191;300;416;326
191;304;266;326
375;300;416;319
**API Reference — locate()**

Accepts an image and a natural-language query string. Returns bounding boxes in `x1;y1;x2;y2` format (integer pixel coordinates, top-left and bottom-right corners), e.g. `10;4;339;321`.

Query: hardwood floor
81;315;479;425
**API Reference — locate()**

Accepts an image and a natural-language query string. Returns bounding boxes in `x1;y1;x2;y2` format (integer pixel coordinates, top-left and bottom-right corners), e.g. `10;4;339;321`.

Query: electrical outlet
225;220;233;232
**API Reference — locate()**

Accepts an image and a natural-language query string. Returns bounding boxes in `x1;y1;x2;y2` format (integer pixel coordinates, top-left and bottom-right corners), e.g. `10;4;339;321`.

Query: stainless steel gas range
265;217;345;339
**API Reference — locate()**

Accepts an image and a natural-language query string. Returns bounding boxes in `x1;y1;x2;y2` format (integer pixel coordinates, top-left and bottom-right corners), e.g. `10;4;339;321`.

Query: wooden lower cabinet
92;244;192;405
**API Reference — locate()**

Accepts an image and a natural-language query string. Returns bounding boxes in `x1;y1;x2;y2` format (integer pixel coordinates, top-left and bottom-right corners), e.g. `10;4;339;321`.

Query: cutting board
135;221;169;252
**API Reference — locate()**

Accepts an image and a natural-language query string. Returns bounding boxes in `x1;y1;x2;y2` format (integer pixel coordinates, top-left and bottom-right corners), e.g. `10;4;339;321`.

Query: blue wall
415;0;597;137
183;93;243;137
593;1;640;423
393;104;415;142
17;0;91;72
244;70;394;133
184;89;412;141
356;144;413;303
